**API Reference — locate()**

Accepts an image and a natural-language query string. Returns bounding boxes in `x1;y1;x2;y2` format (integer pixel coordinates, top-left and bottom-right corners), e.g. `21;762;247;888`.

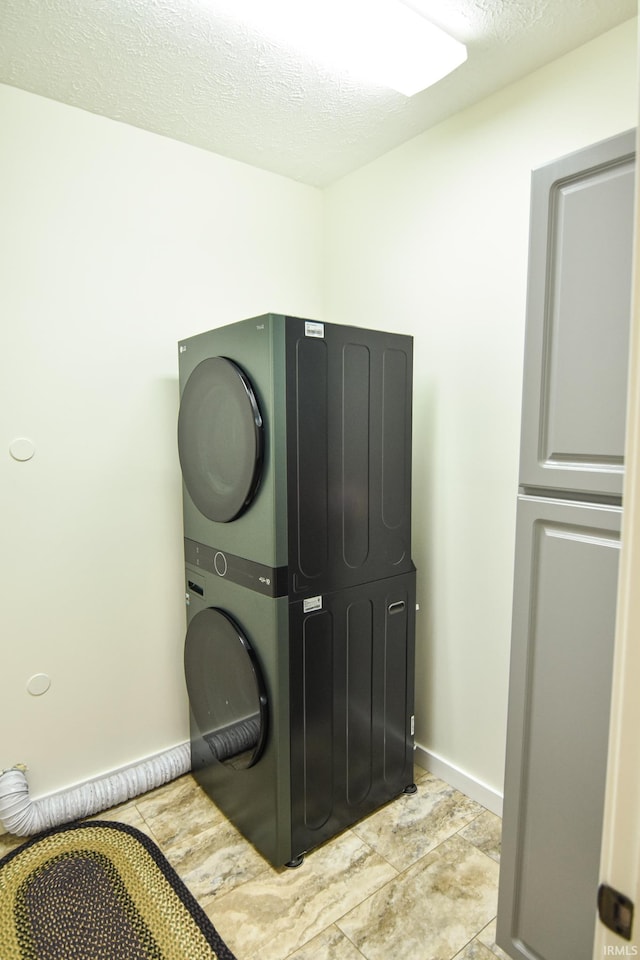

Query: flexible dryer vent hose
0;744;191;836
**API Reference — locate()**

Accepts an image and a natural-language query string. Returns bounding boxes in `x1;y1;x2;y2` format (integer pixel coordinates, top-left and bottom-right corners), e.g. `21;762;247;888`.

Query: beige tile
208;829;397;960
458;810;502;863
161;819;269;906
135;774;225;846
336;834;499;960
1;767;509;960
352;775;483;871
476;919;512;959
86;801;152;835
286;925;367;960
453;940;501;960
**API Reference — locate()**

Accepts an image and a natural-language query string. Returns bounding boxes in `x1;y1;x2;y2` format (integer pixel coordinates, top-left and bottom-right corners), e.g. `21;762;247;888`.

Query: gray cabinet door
519;130;635;498
497;496;621;960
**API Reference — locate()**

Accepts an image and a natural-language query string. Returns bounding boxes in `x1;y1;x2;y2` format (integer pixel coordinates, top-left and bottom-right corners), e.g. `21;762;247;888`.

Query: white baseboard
2;742;503;836
415;743;503;818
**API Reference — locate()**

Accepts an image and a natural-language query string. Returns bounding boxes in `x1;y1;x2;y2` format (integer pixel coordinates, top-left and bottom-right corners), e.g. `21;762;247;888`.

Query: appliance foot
403;782;418;795
285;855;305;868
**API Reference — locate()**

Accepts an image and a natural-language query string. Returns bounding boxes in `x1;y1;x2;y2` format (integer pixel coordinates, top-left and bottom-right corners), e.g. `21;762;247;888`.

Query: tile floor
0;765;510;960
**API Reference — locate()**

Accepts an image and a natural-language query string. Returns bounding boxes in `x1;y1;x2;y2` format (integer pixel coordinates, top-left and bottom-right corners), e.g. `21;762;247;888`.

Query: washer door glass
184;607;268;769
178;357;264;522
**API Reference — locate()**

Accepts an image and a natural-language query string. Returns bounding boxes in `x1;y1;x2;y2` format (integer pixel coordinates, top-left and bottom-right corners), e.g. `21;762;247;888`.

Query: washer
184;562;416;867
179;313;417;866
178;313;414;599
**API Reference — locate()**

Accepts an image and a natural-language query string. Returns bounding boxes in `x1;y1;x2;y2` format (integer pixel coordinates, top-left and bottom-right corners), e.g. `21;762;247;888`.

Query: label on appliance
305;321;325;339
303;595;323;613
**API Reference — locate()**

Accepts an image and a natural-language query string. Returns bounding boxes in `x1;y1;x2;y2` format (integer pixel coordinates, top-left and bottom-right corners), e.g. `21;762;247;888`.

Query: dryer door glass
184;607;268;769
178;356;264;522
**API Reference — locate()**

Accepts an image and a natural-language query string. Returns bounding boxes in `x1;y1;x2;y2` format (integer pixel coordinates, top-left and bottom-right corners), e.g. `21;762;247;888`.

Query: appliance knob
214;551;228;577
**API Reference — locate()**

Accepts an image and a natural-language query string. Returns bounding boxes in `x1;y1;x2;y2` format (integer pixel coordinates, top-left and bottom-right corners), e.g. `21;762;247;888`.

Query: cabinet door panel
519;130;635;497
497;497;621;960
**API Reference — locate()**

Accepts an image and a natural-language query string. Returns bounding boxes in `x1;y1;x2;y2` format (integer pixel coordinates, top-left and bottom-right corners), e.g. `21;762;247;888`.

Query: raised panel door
519;130;635;497
497;496;621;960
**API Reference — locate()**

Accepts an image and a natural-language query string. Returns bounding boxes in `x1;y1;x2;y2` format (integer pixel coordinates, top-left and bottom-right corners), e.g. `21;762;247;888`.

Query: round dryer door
184;607;268;769
178;357;264;522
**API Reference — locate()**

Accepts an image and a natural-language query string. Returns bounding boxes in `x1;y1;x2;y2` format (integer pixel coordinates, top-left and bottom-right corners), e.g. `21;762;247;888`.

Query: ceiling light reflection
213;0;467;96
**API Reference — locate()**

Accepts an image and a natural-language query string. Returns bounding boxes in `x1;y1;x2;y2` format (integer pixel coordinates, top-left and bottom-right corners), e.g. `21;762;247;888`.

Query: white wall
0;83;323;799
1;18;637;813
324;19;638;805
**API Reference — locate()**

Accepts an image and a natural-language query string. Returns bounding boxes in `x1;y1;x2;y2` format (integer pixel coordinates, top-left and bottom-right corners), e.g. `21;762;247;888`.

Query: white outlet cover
9;437;35;461
27;673;51;696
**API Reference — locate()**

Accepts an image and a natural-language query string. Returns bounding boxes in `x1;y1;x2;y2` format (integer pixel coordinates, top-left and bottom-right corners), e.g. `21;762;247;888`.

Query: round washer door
184;607;268;769
178;356;264;522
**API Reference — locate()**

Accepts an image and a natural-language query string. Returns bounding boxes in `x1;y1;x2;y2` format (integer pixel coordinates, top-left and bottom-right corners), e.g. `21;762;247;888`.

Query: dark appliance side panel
289;570;416;860
285;317;414;598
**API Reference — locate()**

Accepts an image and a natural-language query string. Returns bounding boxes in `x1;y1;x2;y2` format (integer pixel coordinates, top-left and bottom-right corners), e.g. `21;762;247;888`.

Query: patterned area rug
0;820;237;960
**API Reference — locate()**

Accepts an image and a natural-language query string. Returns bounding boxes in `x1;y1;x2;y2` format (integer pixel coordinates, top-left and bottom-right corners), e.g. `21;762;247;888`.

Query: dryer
183;561;416;868
178;313;414;599
178;313;417;866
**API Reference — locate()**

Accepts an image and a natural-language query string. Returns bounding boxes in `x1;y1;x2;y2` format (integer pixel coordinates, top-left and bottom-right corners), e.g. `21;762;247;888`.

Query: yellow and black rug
0;820;237;960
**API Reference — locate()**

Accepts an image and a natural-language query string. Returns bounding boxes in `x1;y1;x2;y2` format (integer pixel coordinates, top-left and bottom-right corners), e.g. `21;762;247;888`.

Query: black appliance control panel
184;538;288;597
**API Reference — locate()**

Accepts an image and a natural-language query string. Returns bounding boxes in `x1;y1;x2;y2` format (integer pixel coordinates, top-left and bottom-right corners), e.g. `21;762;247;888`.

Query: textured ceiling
0;0;636;186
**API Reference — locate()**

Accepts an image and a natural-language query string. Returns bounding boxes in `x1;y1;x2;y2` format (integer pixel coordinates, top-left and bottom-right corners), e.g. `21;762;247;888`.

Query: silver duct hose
0;744;191;837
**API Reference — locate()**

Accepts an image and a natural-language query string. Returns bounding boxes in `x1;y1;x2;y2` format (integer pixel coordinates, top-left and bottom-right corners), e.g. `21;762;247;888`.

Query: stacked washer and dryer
177;313;416;867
